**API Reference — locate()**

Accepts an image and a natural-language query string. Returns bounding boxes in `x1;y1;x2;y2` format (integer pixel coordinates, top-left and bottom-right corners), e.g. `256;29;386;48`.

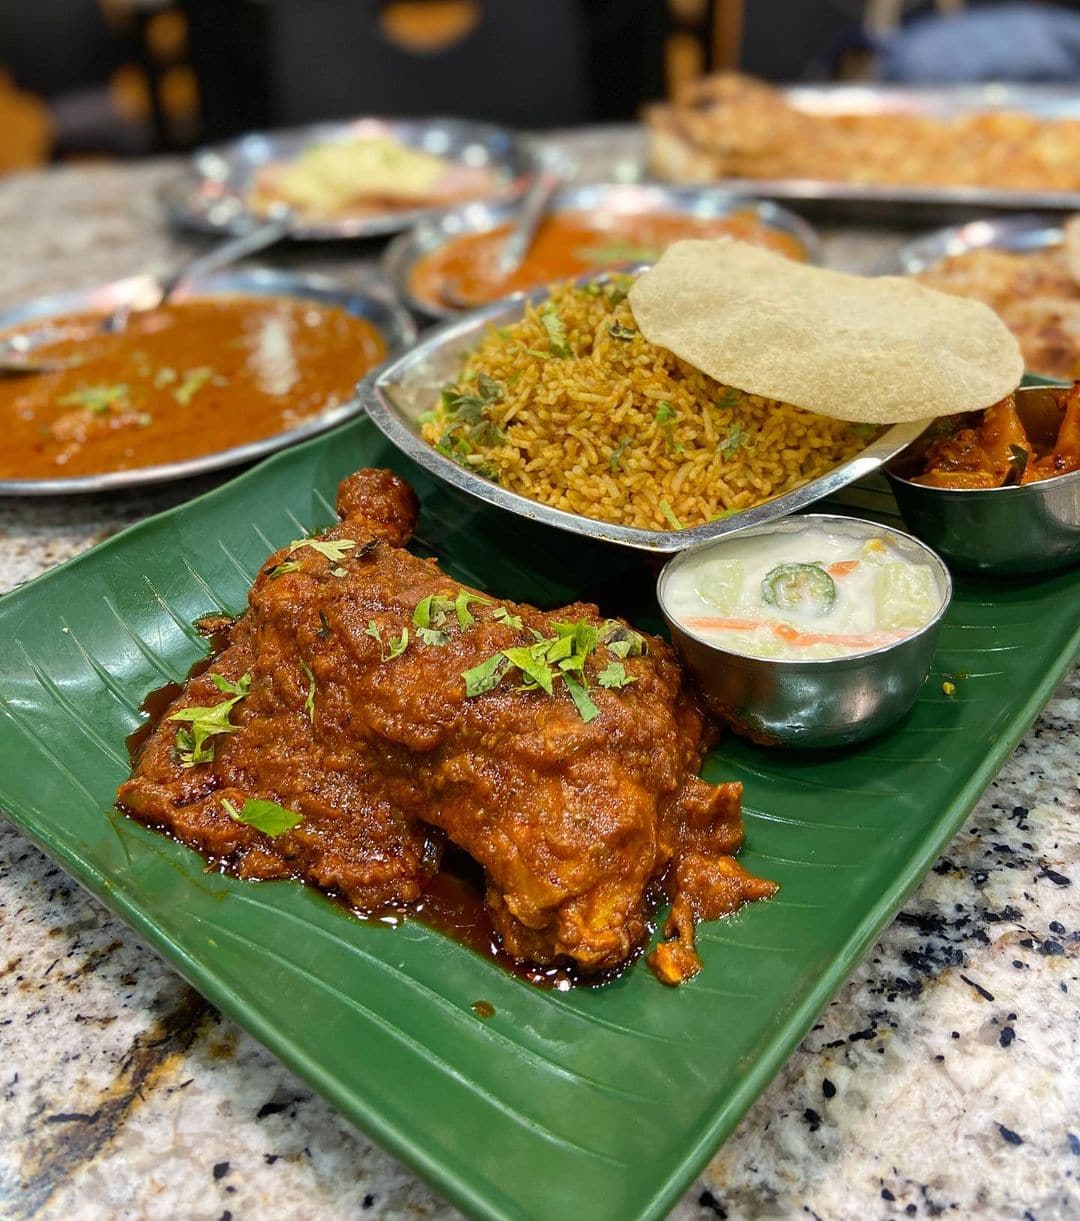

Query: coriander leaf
174;366;215;407
654;402;677;425
222;796;302;837
300;661;316;723
476;373;503;403
597;660;637;689
505;369;522;388
267;559;302;578
209;672;251;698
413;593;454;630
600;621;647;658
418;626;450;647
714;388;741;411
540;308;572;358
168;681;249;768
607;322;637;341
455;589;490;628
524;347;552;360
563;673;600;723
57;383;129;414
330;566;347;579
503;646;554;694
288;537;357;563
853;422;878;440
492;606;523;629
659;500;683;531
609;436;632;471
462;653;510;697
384;627;409;661
719;422;749;459
365;620;382;644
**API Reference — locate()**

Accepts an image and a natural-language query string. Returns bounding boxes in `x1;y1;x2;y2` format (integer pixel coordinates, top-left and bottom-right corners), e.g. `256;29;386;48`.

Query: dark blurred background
1;0;1078;172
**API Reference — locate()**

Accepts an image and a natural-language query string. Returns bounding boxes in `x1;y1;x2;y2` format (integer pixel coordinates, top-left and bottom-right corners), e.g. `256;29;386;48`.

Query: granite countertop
0;151;1077;1221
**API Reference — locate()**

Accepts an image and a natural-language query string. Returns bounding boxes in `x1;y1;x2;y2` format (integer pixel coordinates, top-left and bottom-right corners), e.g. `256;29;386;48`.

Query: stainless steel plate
382;182;821;319
875;213;1067;276
359;280;928;554
0;268;416;496
656;84;1080;219
165;117;538;241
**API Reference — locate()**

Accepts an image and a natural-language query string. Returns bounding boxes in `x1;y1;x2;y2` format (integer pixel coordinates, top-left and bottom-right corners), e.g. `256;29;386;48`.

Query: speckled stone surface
0;141;1077;1221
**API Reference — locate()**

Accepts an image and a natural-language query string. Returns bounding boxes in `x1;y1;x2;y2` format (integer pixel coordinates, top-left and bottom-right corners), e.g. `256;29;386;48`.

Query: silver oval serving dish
885;384;1080;575
358;277;930;554
876;213;1068;276
0;268;416;496
383;182;821;318
164;117;538;241
658;514;952;748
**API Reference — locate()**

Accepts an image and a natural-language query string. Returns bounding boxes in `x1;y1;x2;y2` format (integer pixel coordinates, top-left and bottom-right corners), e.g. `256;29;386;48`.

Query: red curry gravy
409;208;806;308
0;295;385;480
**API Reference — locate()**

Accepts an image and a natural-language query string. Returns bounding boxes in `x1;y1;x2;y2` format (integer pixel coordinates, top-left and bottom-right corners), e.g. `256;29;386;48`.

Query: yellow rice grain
420;279;872;531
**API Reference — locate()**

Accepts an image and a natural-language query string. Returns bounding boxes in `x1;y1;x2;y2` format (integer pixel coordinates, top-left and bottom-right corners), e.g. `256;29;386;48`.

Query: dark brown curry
0;295;385;480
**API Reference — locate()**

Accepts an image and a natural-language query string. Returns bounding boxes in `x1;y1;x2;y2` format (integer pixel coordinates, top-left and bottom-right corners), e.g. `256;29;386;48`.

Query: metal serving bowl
0;267;416;496
382;182;822;318
164;117;538;241
657;514;953;749
358;273;928;554
885;385;1080;575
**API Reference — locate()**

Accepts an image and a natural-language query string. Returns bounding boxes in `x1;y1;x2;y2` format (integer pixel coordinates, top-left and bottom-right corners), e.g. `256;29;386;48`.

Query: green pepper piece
761;562;837;619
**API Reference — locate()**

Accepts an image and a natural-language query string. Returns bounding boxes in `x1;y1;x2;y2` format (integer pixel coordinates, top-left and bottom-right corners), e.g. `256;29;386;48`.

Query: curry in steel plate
0;296;385;480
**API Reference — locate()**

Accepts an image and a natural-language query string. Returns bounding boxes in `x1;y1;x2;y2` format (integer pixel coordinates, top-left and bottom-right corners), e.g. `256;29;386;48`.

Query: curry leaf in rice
419;280;870;532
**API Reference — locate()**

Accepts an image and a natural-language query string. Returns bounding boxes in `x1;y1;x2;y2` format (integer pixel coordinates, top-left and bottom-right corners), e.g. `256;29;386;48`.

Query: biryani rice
420;279;871;531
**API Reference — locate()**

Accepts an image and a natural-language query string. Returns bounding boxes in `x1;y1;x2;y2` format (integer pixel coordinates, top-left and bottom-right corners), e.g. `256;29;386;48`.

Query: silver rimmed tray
0;268;416;496
358;280;929;554
875;213;1067;276
382;182;821;319
164;117;538;241
650;84;1080;219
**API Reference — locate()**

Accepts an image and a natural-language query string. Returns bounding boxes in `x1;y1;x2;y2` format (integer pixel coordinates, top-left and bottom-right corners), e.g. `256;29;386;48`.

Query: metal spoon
102;211;293;333
0;212;293;375
439;169;563;311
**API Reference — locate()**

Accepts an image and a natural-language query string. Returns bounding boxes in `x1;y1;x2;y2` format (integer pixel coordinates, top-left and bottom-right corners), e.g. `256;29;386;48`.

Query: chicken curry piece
117;469;775;986
912;381;1080;490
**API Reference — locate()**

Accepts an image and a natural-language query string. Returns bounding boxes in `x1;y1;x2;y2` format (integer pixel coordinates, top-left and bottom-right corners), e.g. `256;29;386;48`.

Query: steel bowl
885;384;1080;575
382;182;822;319
0;267;416;496
163;117;538;241
657;514;953;749
358;274;928;554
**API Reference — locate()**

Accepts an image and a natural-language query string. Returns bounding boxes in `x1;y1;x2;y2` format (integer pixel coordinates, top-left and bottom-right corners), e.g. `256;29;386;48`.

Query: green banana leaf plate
0;417;1076;1221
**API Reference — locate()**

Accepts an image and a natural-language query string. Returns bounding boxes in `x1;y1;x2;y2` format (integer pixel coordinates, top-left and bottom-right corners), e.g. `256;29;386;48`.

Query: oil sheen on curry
409;208;805;309
0;295;385;480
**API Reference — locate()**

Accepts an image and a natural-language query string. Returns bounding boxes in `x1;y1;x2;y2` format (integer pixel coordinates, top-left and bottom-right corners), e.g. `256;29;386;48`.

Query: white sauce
666;524;944;660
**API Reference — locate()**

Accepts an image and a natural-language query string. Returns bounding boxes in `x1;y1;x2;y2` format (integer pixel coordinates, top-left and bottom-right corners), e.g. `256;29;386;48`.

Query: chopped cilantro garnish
413;593;455;630
597;660;636;689
174;367;215;407
562;673;599;723
540;308;572;358
462;653;510;697
503;645;555;695
655;402;677;425
600;621;647;658
454;590;490;629
659;500;683;531
418;626;450;647
57;384;129;414
221;796;302;837
366;620;409;661
609;436;633;471
607;322;637;341
288;537;357;564
714;388;741;412
267;559;302;578
853;422;878;440
492;606;523;629
167;673;251;767
300;661;316;723
719;421;749;459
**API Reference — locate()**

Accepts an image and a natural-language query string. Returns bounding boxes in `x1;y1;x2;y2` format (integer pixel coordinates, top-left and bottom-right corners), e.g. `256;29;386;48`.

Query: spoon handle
158;213;293;305
494;170;562;281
